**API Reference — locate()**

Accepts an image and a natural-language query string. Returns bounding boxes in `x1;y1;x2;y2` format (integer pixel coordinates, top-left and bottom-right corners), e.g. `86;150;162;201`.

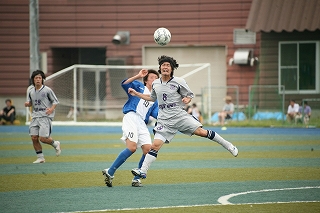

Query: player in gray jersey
25;70;61;163
129;55;238;180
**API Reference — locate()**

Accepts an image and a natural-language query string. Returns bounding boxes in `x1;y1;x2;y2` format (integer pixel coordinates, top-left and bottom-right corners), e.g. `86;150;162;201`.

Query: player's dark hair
158;55;179;77
5;99;11;103
31;70;46;85
143;69;159;86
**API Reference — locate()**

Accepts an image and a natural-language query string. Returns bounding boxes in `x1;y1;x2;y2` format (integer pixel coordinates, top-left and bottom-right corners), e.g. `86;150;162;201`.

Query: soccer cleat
131;168;147;179
131;179;142;187
33;158;45;164
55;141;61;156
229;146;239;157
102;168;114;187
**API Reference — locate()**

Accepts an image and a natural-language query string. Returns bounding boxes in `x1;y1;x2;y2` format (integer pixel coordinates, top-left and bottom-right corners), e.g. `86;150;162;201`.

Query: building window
279;41;319;94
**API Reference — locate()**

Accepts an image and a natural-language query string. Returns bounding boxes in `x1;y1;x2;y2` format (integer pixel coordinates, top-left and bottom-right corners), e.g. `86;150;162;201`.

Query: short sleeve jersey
150;76;194;120
27;85;59;118
121;79;158;124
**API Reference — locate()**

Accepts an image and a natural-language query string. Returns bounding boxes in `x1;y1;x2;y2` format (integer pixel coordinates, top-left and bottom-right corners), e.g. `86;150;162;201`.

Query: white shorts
29;117;52;137
120;112;152;147
154;111;202;143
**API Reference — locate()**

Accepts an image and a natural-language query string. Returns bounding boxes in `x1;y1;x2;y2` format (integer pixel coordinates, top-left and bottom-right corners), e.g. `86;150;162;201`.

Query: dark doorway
51;47;107;101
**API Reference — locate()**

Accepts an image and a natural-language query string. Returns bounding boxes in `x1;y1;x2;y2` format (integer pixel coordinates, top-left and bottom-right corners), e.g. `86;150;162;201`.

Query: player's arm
123;69;148;85
46;104;57;115
182;96;192;104
178;78;194;104
24;102;31;107
128;88;153;101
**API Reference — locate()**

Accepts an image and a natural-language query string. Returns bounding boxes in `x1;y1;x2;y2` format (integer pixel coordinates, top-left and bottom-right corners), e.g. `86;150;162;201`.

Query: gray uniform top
150;76;194;120
27;85;59;118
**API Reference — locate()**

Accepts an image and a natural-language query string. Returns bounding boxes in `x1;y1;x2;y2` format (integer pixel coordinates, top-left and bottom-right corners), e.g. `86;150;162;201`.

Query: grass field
0;125;320;213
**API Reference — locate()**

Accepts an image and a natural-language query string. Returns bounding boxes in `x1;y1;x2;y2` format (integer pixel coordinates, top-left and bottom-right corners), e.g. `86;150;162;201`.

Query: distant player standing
25;70;61;163
129;55;238;180
102;69;159;187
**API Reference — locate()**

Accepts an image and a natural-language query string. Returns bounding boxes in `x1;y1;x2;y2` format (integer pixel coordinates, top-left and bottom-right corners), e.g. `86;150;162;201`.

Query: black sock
206;130;215;140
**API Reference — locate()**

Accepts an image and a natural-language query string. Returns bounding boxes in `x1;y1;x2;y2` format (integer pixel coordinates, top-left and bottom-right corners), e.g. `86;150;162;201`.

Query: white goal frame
26;63;211;126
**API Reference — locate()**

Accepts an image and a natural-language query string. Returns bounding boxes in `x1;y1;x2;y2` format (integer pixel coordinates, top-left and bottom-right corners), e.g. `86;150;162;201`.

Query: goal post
25;63;211;125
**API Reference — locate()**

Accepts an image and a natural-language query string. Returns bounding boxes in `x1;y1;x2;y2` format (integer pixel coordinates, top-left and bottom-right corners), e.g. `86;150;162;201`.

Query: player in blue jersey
25;70;61;163
129;55;238;180
102;69;159;187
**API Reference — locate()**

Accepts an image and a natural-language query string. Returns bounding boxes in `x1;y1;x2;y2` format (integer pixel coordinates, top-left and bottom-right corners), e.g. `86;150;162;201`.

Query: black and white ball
154;27;171;46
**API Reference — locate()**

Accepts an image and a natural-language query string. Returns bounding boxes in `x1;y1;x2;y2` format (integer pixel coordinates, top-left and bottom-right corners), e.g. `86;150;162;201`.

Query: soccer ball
154;27;171;46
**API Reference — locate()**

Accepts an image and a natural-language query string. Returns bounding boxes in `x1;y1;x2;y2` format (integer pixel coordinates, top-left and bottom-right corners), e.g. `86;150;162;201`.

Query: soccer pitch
0;126;320;213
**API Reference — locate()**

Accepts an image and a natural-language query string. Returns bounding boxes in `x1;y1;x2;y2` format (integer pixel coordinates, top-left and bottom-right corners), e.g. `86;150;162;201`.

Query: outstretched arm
128;88;153;101
123;69;148;85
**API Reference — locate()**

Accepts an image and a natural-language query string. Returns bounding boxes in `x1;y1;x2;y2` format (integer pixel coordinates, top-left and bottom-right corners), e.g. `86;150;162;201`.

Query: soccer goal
26;63;211;126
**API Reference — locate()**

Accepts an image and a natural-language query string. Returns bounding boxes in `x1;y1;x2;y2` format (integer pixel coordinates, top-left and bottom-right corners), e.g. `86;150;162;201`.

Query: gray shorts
29;117;52;137
154;112;202;143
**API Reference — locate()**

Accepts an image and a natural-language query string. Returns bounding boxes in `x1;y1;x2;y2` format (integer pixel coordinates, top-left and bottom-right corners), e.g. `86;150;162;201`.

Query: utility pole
29;0;40;81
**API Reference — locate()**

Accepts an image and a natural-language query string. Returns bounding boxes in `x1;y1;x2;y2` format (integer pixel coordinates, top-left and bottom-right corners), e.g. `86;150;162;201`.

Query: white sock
213;133;233;150
140;153;157;174
37;153;44;159
51;140;58;148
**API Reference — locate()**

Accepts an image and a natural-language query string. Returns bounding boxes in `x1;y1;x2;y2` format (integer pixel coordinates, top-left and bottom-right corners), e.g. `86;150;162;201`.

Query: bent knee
31;135;39;141
126;141;138;152
128;147;137;153
39;136;48;142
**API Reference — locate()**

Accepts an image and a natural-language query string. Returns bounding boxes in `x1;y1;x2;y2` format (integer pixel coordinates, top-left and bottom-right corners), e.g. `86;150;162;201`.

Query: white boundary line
218;186;320;205
59;201;320;213
58;186;320;213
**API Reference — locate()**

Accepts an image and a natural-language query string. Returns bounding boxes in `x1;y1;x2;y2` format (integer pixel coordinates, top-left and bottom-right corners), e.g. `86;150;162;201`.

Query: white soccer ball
154;27;171;46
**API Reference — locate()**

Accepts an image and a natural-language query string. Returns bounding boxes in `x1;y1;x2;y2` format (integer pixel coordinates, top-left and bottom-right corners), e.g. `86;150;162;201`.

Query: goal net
26;63;211;125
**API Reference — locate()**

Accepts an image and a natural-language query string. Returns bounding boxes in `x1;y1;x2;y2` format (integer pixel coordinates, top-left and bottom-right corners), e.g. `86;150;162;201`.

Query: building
0;0;319;118
246;0;320;110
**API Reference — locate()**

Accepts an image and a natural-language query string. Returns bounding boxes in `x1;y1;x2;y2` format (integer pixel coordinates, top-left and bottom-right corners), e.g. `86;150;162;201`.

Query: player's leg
103;113;138;187
193;127;238;157
31;135;45;163
132;129;152;187
110;115;139;175
132;137;165;179
102;138;136;187
180;114;238;157
38;117;61;156
103;139;136;187
132;120;175;178
29;119;45;163
110;139;136;175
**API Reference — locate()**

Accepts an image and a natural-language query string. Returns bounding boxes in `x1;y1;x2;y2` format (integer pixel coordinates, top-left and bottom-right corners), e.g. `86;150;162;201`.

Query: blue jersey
121;79;158;124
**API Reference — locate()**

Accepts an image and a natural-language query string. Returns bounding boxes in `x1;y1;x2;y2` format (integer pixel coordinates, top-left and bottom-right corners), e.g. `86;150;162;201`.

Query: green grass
1;127;319;213
97;202;320;213
1;167;319;192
